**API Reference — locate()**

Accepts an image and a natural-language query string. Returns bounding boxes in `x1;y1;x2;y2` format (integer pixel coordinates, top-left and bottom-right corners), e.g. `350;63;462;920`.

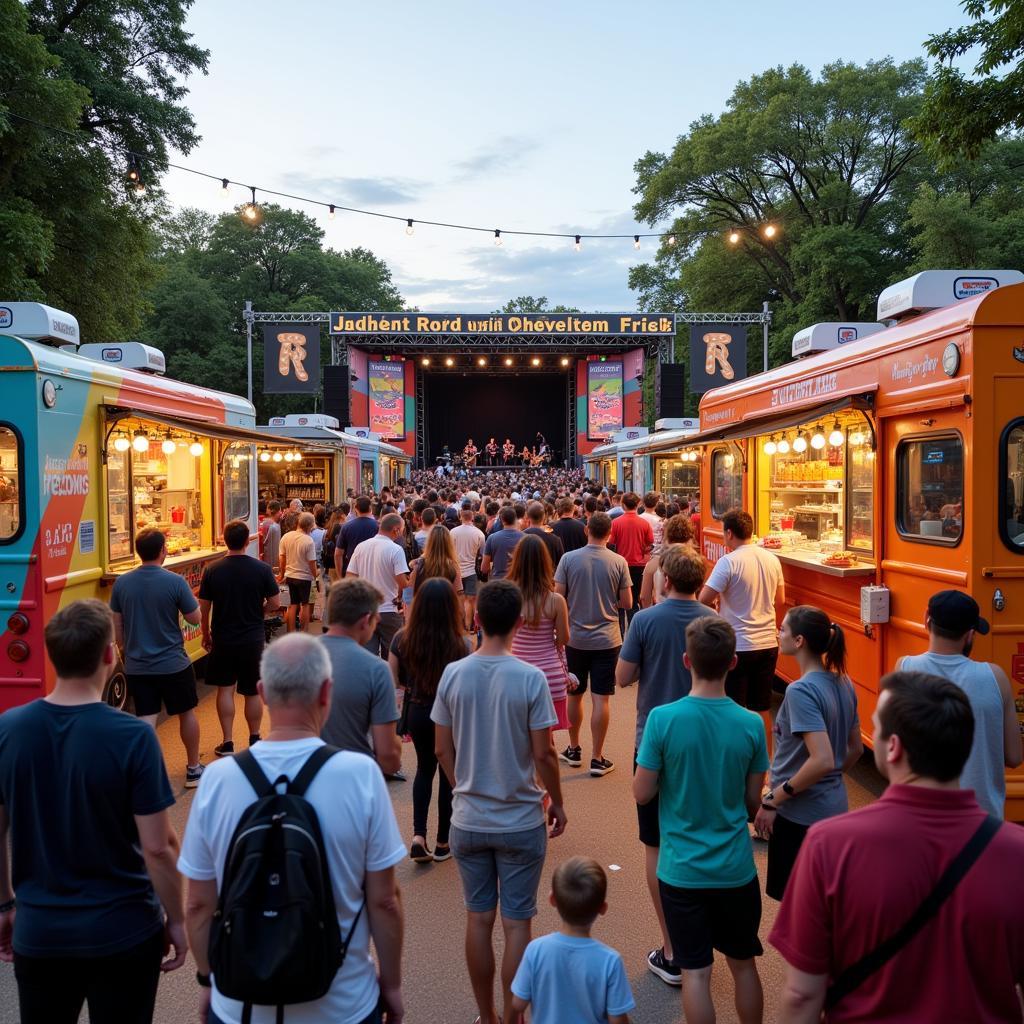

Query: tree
631;60;930;375
495;296;581;314
914;0;1024;161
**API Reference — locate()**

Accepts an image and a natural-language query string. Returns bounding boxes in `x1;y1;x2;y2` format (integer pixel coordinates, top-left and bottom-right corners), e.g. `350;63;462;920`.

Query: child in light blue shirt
510;857;635;1024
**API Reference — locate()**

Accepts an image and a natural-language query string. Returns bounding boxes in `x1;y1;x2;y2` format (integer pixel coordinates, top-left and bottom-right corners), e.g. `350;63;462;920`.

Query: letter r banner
263;323;321;394
688;323;747;395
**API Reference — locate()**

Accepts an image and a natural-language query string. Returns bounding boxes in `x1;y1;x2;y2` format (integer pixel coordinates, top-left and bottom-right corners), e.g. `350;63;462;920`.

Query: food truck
584;420;699;494
680;270;1024;818
257;415;411;502
0;302;302;711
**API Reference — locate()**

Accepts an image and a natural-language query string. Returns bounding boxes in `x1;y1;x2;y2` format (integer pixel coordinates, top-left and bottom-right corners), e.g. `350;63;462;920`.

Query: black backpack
321;524;340;572
208;746;363;1023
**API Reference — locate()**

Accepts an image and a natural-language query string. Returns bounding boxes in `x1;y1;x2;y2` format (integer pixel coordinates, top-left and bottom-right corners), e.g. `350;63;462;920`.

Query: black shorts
633;751;660;847
765;812;811;901
127;665;198;717
566;645;620;697
659;876;763;970
206;642;263;697
725;647;779;712
286;578;313;606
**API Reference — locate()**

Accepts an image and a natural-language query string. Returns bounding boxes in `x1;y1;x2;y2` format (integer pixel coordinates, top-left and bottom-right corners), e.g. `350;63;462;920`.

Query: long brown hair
507;534;553;626
419;526;459;586
399;577;466;698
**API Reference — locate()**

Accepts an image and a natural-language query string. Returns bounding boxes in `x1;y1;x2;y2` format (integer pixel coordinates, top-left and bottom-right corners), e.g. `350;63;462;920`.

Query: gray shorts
461;574;479;597
449;823;547;919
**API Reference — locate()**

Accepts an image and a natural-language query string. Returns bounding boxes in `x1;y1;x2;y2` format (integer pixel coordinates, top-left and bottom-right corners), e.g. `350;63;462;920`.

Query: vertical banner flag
263;323;321;394
688;324;747;394
367;360;405;439
587;361;624;440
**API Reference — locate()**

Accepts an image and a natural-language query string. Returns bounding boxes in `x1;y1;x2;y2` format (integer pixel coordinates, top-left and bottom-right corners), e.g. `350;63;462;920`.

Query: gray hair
260;632;331;707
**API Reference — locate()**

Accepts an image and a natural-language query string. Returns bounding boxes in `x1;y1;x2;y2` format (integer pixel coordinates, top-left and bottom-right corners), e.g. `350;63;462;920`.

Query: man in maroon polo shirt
770;670;1024;1023
610;492;653;626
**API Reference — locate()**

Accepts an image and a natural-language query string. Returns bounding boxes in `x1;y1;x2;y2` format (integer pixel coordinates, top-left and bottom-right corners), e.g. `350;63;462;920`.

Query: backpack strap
825;814;1001;1009
233;749;274;798
288;744;340;796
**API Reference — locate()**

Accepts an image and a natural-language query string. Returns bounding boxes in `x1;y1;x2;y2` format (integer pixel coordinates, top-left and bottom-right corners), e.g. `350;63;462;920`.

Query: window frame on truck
999;418;1024;554
0;423;25;545
895;431;965;547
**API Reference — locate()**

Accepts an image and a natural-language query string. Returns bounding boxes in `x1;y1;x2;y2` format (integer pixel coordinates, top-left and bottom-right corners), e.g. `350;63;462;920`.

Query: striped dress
512;610;570;731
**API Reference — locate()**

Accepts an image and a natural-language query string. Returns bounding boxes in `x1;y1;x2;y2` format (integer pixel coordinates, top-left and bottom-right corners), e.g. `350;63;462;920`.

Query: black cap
927;590;990;636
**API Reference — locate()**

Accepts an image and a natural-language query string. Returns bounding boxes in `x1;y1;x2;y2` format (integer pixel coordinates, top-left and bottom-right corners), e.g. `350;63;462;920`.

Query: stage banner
587;362;624;440
330;312;676;337
263;323;321;394
367;359;405;439
689;323;747;394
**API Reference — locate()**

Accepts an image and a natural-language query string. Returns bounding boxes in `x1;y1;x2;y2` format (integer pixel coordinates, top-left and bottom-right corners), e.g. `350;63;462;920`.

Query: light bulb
284;452;294;462
777;437;790;454
132;431;150;453
259;451;270;462
292;451;302;462
793;432;808;453
574;235;581;252
763;438;777;456
560;357;570;366
494;229;502;246
477;357;486;367
244;204;257;221
667;234;676;246
272;452;283;462
421;357;430;366
161;438;176;455
221;178;230;201
728;230;740;244
829;422;845;447
113;434;131;453
764;224;777;239
189;441;204;457
406;218;414;236
531;357;541;366
329;205;336;220
133;181;146;196
444;357;454;367
811;428;826;450
505;357;513;366
633;235;641;250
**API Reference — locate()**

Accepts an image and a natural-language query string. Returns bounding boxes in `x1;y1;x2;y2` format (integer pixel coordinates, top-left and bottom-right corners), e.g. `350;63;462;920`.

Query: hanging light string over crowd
7;110;789;251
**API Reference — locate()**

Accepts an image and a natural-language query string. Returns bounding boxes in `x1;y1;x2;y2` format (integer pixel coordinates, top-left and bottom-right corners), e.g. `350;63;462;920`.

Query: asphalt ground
0;655;884;1024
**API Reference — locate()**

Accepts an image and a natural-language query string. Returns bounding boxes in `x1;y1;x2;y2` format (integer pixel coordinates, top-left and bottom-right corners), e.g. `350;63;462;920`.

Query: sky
165;0;973;314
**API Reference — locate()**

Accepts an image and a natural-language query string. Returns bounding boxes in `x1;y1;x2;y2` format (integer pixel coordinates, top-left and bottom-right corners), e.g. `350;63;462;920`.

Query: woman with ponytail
754;605;863;899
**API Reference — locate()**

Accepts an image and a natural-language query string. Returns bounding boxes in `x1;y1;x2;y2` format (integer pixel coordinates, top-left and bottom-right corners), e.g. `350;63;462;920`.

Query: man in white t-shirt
346;513;410;659
700;507;784;754
450;501;486;631
178;632;405;1024
641;492;664;555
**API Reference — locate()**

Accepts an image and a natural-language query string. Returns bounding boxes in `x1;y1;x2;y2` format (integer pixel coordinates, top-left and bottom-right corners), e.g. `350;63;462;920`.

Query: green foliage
915;0;1024;161
495;296;581;314
139;205;405;421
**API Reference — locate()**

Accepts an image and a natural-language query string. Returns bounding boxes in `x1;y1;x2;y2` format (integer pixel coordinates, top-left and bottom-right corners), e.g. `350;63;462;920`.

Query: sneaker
213;740;234;757
559;745;582;767
647;947;682;986
432;843;452;863
248;734;260;747
184;763;205;789
389;767;407;782
410;841;432;863
589;756;615;777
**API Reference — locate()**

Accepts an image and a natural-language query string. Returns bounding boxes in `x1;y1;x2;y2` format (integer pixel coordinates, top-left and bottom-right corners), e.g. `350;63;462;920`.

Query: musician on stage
520;444;531;465
463;437;479;467
485;437;498;465
502;438;515;464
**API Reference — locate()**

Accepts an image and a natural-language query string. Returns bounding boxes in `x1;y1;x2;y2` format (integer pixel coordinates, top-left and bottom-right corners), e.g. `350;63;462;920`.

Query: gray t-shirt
620;598;715;747
431;654;557;832
482;527;522;580
770;669;859;826
554;544;631;650
109;564;197;675
319;635;399;757
261;520;281;571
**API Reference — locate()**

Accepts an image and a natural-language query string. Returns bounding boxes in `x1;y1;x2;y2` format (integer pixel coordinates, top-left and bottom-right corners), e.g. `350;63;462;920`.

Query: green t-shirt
636;695;768;889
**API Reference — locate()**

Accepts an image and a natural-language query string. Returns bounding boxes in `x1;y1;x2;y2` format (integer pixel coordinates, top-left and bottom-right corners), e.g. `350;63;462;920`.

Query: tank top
511;605;568;703
898;652;1006;817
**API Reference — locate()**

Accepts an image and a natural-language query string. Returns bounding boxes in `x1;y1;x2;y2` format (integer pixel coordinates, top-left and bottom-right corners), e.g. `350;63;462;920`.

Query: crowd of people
0;465;1022;1024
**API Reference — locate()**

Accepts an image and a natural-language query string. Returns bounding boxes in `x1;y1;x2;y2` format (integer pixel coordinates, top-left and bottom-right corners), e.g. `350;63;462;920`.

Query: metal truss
567;367;577;464
415;369;427;469
673;312;771;323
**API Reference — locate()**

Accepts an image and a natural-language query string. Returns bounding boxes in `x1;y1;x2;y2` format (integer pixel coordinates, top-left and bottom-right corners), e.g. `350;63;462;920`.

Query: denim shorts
448;823;547;920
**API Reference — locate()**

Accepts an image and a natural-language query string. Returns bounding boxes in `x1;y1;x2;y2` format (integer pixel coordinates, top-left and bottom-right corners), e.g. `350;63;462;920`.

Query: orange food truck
679;270;1024;819
0;303;304;712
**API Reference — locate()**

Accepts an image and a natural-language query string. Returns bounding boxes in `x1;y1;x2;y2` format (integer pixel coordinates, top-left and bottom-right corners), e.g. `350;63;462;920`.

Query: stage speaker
323;365;350;426
656;363;686;418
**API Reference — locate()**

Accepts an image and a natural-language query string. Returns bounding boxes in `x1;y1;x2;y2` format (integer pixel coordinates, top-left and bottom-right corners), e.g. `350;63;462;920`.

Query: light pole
244;300;254;405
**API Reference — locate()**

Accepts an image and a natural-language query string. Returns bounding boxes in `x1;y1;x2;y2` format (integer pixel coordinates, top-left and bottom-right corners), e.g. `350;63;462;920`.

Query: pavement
0;645;885;1024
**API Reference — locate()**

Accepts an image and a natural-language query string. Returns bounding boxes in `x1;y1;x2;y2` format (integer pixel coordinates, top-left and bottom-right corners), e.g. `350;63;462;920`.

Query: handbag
395;691;411;737
556;643;579;693
825;815;1001;1010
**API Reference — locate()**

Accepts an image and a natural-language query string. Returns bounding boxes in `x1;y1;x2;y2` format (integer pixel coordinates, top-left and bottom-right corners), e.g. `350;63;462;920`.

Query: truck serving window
896;434;964;544
1000;420;1024;552
711;447;743;520
0;426;22;542
223;444;252;525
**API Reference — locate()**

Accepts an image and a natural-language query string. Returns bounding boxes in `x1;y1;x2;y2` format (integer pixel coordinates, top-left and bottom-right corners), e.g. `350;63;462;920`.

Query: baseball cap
927;590;990;635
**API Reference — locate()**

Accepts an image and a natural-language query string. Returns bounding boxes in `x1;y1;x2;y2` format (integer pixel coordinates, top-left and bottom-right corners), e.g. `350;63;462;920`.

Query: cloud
287;173;424;207
451;136;541;180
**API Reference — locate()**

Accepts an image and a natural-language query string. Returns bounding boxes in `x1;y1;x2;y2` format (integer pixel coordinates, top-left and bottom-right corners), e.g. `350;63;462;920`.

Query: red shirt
610;510;654;567
770;785;1024;1023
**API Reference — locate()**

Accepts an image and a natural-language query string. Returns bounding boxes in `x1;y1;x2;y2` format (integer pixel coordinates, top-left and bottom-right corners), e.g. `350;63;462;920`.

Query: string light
633;235;640;250
161;433;176;455
221;177;229;198
328;204;335;220
763;224;778;239
477;356;487;367
793;430;808;453
667;234;676;246
728;230;741;244
126;157;141;183
763;436;777;455
777;436;790;454
272;451;283;462
574;235;581;252
810;424;826;450
828;420;845;447
132;430;150;453
284;452;294;462
560;357;570;366
133;179;146;197
421;356;431;366
259;450;271;462
531;356;541;366
406;218;414;236
189;440;204;457
243;186;259;222
292;450;302;461
113;432;131;453
444;357;454;367
504;356;514;366
494;229;502;246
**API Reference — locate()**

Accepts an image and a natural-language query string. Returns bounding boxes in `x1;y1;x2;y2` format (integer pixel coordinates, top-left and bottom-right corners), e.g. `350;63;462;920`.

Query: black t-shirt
0;700;174;956
338;516;379;573
550;517;587;555
523;526;565;568
198;553;279;646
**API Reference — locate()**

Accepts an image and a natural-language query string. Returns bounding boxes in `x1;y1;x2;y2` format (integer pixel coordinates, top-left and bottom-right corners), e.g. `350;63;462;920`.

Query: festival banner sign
367;360;405;439
587;362;624;440
688;323;747;394
263;323;321;394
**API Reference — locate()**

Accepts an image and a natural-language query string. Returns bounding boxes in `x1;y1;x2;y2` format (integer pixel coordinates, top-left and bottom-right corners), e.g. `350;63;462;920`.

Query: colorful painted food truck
676;270;1024;818
0;303;300;711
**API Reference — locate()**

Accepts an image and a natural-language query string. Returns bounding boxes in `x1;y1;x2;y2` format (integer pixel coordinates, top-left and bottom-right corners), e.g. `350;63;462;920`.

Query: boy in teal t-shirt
634;615;768;1024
